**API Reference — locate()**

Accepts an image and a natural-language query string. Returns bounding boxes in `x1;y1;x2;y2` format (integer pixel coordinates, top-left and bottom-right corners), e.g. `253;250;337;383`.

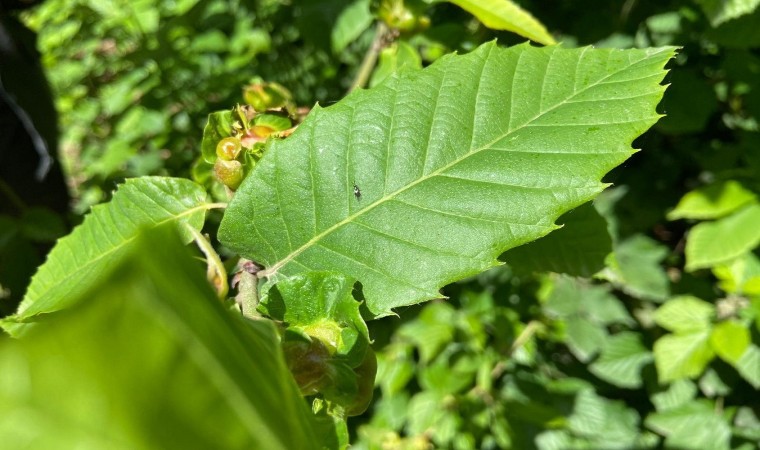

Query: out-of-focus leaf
656;69;717;134
667;180;757;221
566;389;641;446
709;320;750;365
590;332;653;389
653;331;715;382
331;0;372;53
651;379;697;412
696;0;760;27
685;203;760;271
1;177;213;337
597;234;670;302
369;41;423;88
654;296;714;333
19;207;67;243
735;344;760;388
219;42;675;317
564;316;607;362
645;400;731;450
0;227;319;449
435;0;556;45
397;302;456;363
734;406;760;441
713;252;760;295
504;201;612;277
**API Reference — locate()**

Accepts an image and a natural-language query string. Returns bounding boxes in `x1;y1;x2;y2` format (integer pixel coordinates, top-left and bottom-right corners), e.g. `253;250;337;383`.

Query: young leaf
654;296;714;333
0;227;319;449
709;320;750;365
219;42;675;317
435;0;556;45
503;201;612;277
1;177;215;336
685;203;760;271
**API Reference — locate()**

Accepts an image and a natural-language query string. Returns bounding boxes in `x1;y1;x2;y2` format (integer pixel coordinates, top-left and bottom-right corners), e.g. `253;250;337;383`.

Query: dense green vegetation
1;0;759;448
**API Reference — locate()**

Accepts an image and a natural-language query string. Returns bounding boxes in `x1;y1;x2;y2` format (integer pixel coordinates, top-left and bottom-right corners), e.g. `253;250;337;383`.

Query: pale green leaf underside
2;177;211;335
219;42;674;317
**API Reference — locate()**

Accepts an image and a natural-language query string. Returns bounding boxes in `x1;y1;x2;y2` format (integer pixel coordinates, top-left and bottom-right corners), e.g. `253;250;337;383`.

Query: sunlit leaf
685;203;760;271
434;0;556;45
709;320;750;365
1;177;214;337
219;42;674;317
653;331;715;382
667;180;756;220
654;296;714;333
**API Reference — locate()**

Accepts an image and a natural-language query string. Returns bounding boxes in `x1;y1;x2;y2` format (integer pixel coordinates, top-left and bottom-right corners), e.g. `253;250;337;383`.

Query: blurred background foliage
2;0;760;448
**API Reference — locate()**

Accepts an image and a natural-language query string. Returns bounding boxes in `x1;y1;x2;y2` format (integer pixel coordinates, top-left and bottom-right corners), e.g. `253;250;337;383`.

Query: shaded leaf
696;0;760;27
1;177;213;337
597;234;670;302
504;201;612;277
590;332;653;389
0;227;318;449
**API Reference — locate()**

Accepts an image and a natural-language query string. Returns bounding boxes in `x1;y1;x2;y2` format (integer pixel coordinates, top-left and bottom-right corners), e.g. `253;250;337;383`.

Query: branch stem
187;225;228;300
348;22;389;93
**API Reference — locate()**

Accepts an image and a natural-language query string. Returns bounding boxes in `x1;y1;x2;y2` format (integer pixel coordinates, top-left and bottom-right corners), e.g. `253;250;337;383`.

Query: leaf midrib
262;48;667;277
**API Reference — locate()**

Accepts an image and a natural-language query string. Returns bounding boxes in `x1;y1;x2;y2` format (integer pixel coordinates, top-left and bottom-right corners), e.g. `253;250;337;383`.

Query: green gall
215;137;242;161
213;158;244;190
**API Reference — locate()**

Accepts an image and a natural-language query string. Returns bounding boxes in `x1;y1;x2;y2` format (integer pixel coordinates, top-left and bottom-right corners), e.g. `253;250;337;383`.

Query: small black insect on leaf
353;183;361;201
